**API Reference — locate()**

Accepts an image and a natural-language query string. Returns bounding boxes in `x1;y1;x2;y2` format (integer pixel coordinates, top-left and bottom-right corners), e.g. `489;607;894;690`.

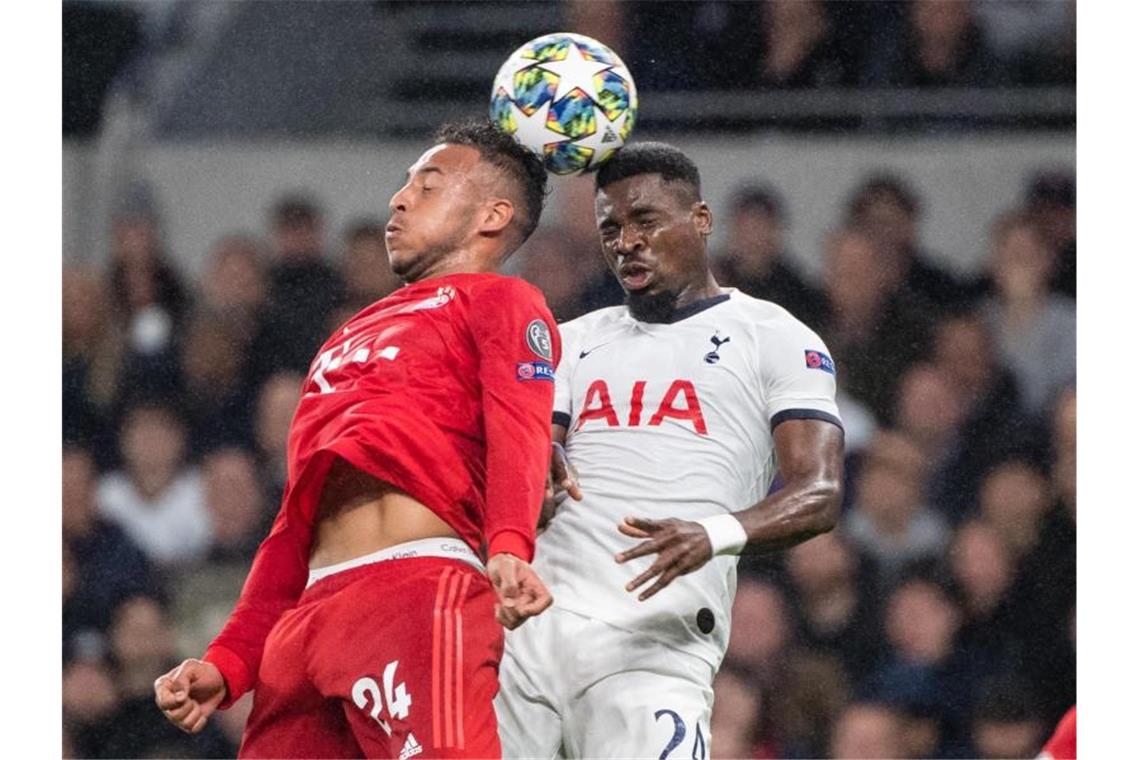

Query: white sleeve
553;320;580;428
758;313;843;430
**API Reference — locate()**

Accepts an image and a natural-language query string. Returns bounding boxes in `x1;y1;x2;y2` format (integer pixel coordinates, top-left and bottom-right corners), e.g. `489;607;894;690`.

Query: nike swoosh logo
579;344;609;359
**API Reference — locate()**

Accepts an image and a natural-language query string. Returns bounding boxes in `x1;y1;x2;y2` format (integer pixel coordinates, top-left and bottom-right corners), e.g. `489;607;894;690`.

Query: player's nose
388;185;411;215
616;226;644;255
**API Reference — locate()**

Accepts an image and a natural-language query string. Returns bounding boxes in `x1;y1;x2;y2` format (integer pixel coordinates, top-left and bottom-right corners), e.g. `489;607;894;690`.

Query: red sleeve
470;277;561;562
202;506;311;708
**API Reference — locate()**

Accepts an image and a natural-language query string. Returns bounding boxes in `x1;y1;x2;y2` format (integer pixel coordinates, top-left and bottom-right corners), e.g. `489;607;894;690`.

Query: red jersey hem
203;644;253;709
487;529;534;562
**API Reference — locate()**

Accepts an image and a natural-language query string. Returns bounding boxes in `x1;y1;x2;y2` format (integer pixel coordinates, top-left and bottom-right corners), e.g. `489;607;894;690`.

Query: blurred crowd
61;164;1074;758
64;1;1076;139
567;0;1075;92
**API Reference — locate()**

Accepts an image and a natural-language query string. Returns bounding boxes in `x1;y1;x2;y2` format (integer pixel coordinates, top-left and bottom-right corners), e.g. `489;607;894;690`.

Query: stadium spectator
724;577;849;758
1004;0;1076;86
772;652;851;758
845;173;968;309
253;370;304;508
178;311;256;454
843;431;950;583
785;530;882;683
977;460;1053;560
891;361;966;480
710;667;762;759
202;446;268;560
980;458;1076;720
924;311;1045;519
712;183;826;327
1025;170;1077;299
949;520;1021;677
722;578;794;754
101;596;233;758
514;226;592;322
62;658;121;757
63;445;156;655
96;402;211;567
198;233;268;345
338;218;403;312
546;177;624;317
864;571;975;755
750;0;847;89
871;0;1004;88
969;677;1049;759
817;225;931;421
829;701;907;759
168;449;266;671
725;576;792;675
246;193;345;385
62;266;122;460
107;182;188;380
983;210;1076;416
563;0;627;59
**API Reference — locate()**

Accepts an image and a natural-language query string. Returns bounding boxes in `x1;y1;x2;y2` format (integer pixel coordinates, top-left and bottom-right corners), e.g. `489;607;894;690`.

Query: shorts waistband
306;537;484;588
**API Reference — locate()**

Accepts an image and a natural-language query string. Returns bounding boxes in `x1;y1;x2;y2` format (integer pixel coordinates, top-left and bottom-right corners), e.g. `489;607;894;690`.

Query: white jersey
534;288;841;669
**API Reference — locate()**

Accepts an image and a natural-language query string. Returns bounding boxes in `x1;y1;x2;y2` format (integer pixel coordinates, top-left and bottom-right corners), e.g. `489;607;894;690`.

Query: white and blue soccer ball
491;33;638;176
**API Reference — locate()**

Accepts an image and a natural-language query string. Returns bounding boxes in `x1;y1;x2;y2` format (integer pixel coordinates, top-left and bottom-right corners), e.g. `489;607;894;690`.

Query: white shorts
495;607;715;759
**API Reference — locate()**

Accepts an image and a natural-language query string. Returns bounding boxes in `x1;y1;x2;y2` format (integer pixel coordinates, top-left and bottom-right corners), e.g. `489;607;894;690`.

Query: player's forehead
595;174;690;221
405;143;484;181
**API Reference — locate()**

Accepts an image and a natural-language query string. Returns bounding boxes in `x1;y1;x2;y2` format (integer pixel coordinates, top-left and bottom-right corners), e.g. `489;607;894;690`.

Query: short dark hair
1026;170;1075;209
595;142;702;198
848;173;921;219
271;193;322;227
432;120;548;246
729;182;785;221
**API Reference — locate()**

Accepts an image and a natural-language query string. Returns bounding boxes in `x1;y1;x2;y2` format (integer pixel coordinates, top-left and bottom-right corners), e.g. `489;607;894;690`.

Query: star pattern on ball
571;103;631;163
537;41;618;103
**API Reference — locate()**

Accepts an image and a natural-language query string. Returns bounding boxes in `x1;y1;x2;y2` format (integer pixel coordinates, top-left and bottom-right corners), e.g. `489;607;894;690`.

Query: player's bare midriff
309;457;460;568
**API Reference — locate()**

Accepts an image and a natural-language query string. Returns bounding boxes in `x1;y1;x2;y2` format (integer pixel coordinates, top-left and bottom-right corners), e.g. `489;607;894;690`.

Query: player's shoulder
557;304;628;340
466;272;548;305
724;289;818;336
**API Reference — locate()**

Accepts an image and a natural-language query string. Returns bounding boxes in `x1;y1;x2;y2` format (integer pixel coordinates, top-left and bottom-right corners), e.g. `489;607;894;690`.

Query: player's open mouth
619;263;654;291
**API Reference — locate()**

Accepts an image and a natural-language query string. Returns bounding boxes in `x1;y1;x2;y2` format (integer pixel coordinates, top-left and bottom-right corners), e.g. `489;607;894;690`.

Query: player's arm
155;507;311;731
538;322;583;531
616;419;842;599
538;426;583;532
472;278;562;628
617;316;844;600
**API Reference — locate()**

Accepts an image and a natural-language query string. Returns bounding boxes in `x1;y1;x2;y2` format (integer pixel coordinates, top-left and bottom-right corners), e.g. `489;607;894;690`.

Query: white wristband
697;514;748;556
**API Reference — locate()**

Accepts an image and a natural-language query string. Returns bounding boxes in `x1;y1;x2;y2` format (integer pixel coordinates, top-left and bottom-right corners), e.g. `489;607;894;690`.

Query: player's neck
672;272;722;312
630;272;722;324
411;246;502;283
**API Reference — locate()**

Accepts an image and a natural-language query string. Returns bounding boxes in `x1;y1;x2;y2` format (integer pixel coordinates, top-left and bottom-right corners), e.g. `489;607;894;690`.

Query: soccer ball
490;33;638;176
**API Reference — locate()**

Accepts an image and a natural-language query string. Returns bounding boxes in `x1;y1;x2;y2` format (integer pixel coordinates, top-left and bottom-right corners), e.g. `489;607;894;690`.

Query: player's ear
478;197;515;237
692;202;713;239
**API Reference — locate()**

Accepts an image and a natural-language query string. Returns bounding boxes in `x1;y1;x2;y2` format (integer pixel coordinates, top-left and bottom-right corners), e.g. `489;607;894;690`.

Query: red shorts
239;553;502;759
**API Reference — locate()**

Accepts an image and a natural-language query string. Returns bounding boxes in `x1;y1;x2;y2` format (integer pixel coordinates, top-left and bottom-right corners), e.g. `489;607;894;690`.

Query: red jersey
1040;706;1076;760
203;272;560;706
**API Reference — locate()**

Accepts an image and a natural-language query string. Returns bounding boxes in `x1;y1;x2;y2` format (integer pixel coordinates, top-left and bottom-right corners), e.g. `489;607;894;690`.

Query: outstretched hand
487;553;553;630
615;516;714;601
540;442;582;531
154;658;227;734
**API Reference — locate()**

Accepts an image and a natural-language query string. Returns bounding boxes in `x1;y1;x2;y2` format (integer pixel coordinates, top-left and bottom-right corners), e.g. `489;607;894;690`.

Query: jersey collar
624;290;731;326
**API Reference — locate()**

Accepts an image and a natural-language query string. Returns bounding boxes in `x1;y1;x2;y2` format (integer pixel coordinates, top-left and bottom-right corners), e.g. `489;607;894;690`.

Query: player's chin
387;249;415;277
626;287;676;322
